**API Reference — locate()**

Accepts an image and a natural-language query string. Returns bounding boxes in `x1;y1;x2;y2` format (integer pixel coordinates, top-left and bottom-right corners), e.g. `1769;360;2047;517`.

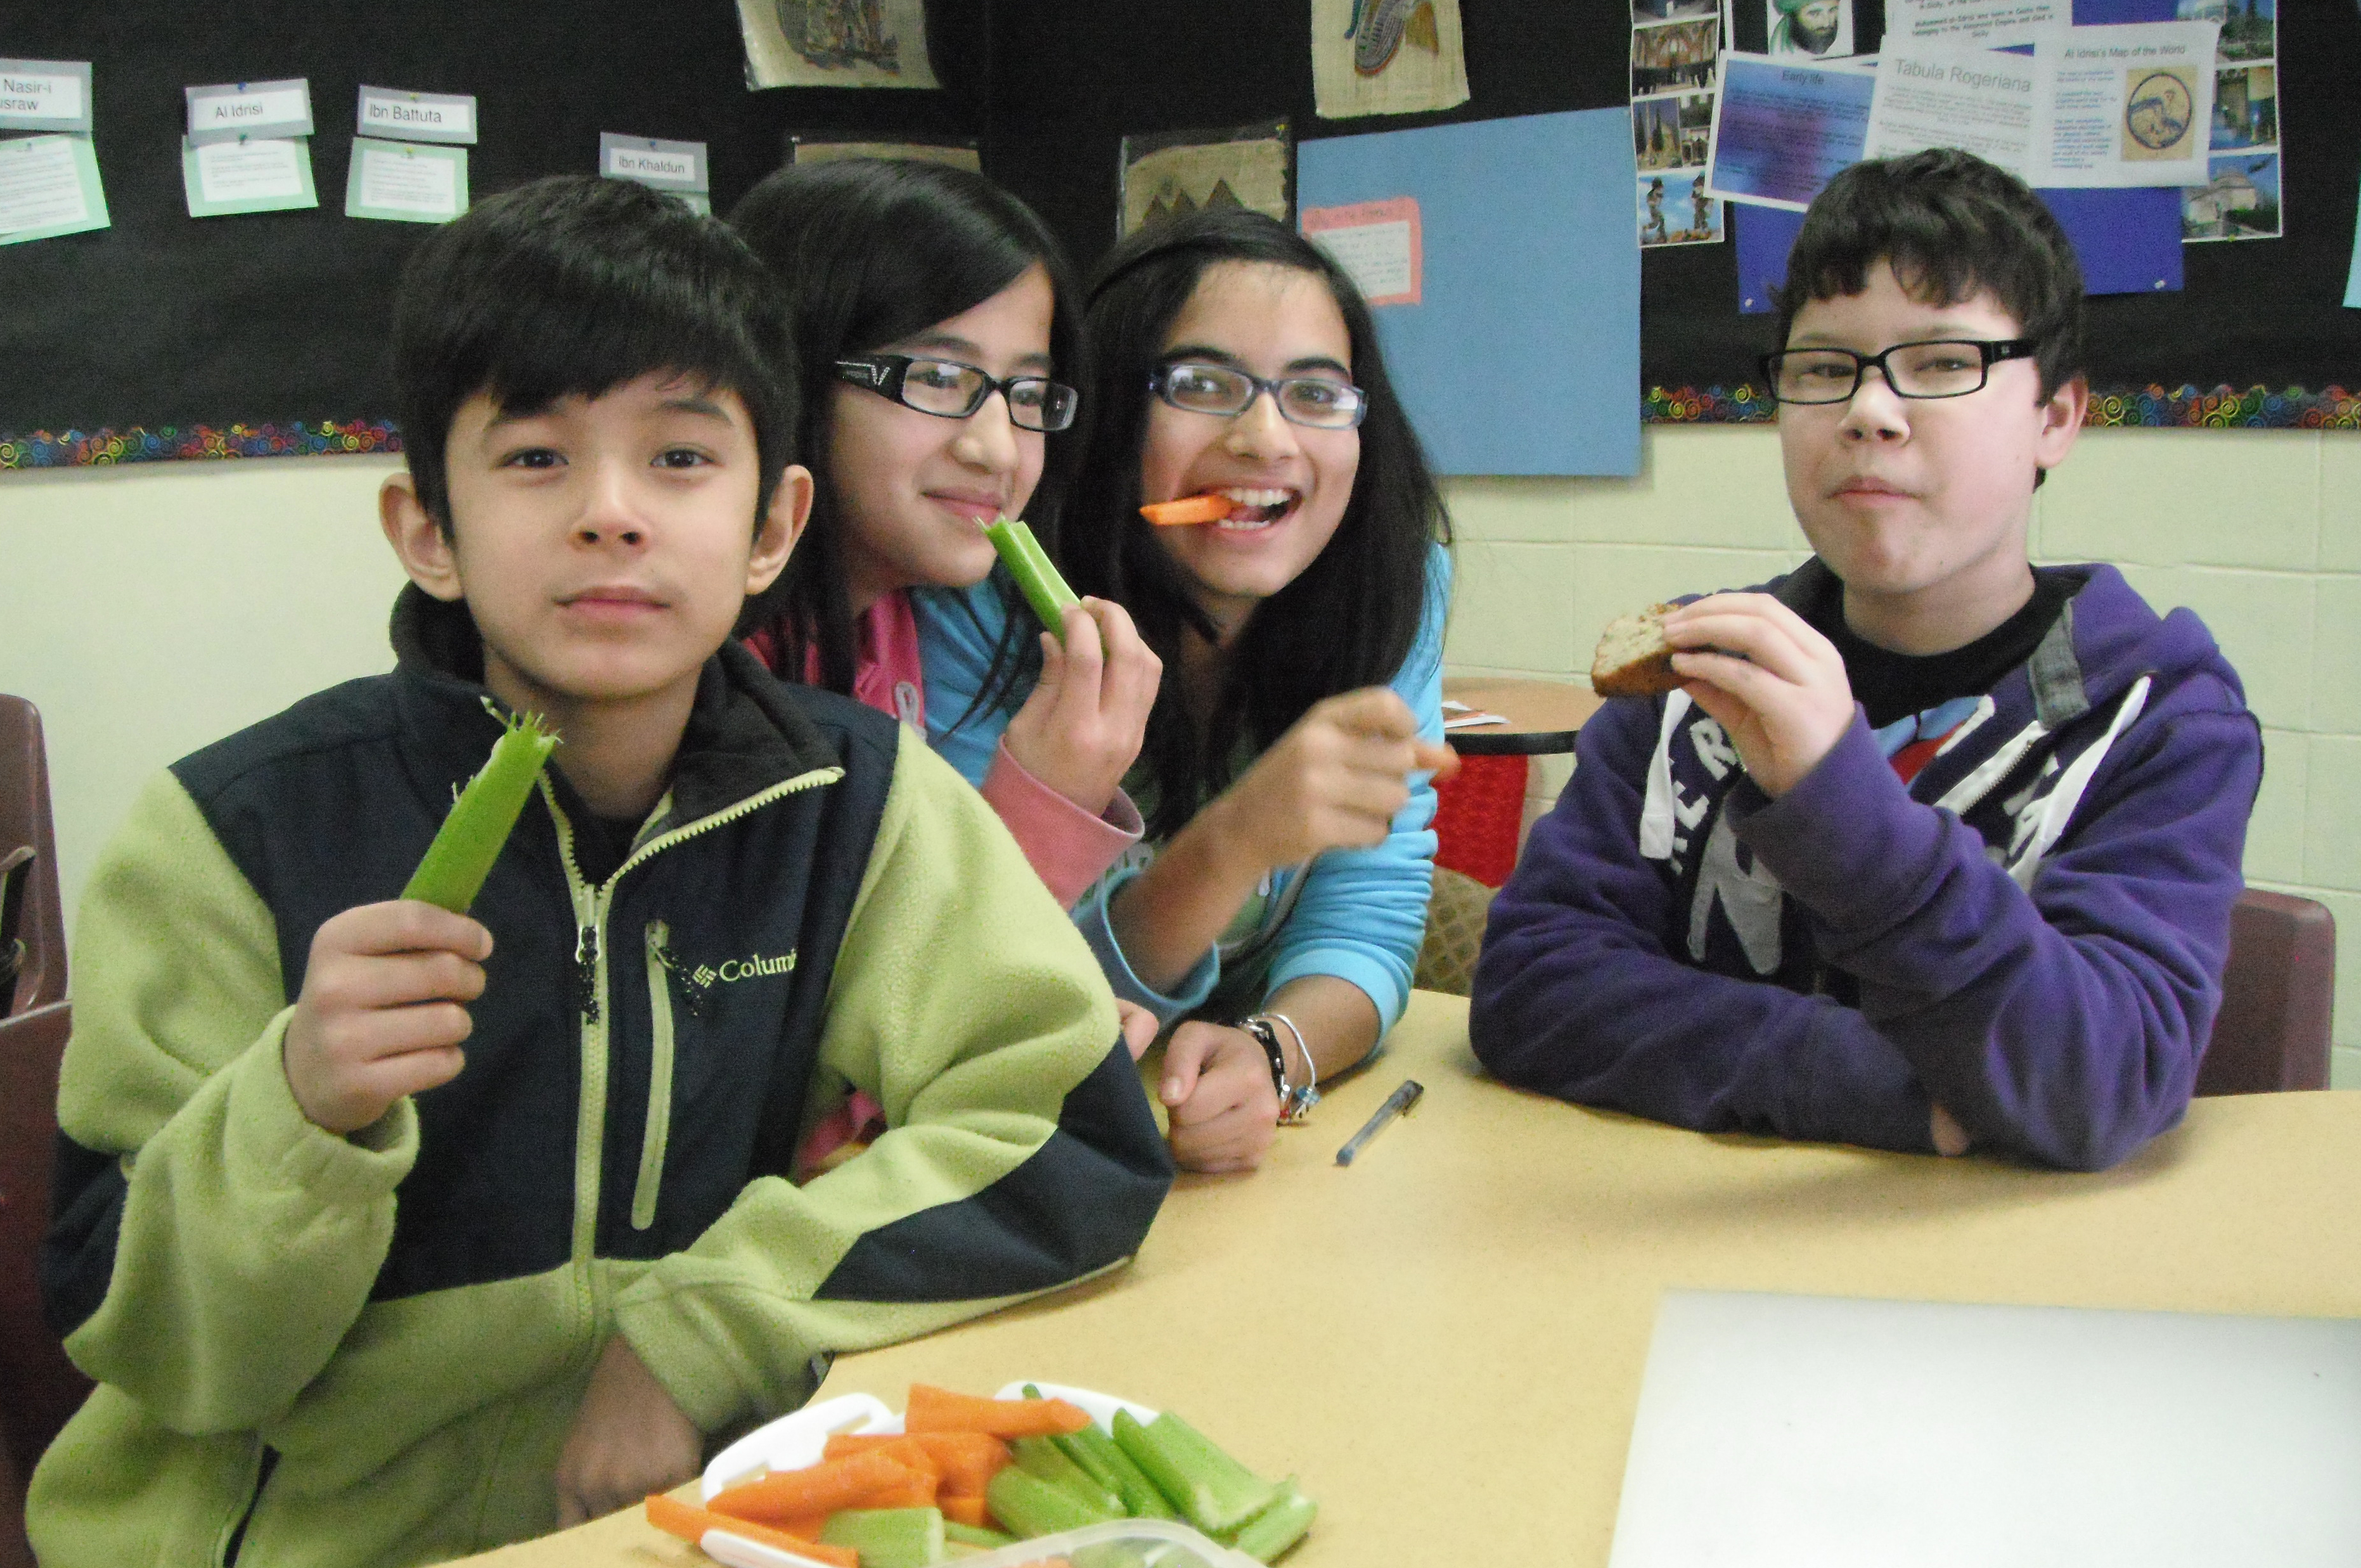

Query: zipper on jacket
633;920;679;1231
537;767;840;1263
217;1444;278;1567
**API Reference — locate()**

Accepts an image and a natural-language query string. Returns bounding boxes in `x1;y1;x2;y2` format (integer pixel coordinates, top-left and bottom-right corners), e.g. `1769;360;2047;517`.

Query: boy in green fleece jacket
31;175;1170;1568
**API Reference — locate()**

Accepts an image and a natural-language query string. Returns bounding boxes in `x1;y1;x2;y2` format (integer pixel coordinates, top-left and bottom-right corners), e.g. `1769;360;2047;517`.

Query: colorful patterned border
1645;385;2361;429
3;386;2353;466
0;420;402;469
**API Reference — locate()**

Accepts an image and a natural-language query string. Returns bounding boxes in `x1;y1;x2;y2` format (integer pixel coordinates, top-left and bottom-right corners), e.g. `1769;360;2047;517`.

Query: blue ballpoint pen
1335;1079;1424;1166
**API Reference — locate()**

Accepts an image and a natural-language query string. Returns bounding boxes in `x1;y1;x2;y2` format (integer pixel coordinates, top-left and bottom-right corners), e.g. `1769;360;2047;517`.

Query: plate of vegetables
649;1382;1316;1568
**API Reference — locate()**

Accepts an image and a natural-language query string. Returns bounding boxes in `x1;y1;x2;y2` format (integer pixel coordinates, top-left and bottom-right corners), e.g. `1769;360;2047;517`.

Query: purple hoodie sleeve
1470;698;1939;1153
1731;699;2261;1171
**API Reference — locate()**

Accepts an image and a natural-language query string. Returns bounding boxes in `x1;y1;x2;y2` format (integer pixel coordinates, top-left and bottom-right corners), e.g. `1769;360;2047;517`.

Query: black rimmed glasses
1761;338;2039;405
1148;362;1369;430
834;355;1079;432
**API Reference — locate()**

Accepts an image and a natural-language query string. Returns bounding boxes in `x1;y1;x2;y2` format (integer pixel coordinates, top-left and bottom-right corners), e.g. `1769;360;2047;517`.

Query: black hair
1773;148;2086;400
392;174;796;537
1070;208;1450;842
728;157;1086;705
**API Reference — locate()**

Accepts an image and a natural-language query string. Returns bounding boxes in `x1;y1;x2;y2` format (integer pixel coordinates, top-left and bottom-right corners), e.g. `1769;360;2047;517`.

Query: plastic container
950;1517;1259;1568
694;1382;1266;1568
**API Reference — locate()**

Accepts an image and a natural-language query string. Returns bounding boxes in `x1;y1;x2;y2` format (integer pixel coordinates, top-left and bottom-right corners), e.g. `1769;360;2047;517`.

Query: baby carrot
981;517;1081;638
826;1430;1008;1496
904;1383;1091;1438
643;1492;858;1568
402;710;558;913
707;1449;924;1526
1140;494;1233;526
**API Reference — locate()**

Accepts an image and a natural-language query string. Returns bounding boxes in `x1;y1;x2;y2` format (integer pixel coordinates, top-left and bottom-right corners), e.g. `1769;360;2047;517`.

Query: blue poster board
1299;110;1640;477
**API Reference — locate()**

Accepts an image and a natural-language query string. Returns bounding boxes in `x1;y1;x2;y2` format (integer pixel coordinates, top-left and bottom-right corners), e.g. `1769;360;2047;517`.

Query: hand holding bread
1590;593;1856;797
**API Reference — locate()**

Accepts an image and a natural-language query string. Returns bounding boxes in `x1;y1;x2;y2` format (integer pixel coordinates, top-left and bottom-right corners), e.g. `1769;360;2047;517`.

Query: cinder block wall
2;427;2351;1077
1440;425;2360;1084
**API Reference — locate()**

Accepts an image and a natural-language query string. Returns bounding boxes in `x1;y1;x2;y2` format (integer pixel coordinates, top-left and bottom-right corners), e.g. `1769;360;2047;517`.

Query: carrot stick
643;1493;858;1568
707;1449;925;1526
819;1434;942;1482
1140;494;1233;527
904;1383;1091;1437
825;1431;1008;1495
941;1494;991;1528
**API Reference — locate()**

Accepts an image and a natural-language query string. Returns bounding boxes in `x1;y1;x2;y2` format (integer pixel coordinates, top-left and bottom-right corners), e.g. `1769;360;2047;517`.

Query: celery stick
1110;1409;1277;1537
942;1520;1013;1549
982;517;1080;638
1056;1424;1179;1521
986;1465;1118;1538
1012;1435;1123;1517
817;1507;944;1568
1221;1479;1318;1563
402;712;558;913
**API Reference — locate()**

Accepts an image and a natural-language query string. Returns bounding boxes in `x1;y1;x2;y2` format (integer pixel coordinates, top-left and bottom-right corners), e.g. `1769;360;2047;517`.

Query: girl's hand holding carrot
283;901;491;1134
1001;597;1162;819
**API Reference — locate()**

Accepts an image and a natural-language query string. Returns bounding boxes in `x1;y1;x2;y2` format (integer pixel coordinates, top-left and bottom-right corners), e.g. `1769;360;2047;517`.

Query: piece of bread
1590;603;1684;699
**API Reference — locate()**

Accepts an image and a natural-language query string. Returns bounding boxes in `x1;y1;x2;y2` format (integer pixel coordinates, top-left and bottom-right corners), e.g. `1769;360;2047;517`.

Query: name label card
600;133;708;192
356;86;477;145
0;59;92;134
185;79;313;146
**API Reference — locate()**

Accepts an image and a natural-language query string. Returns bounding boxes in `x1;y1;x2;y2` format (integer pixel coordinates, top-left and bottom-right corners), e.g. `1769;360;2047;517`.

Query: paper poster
1866;46;2044;176
1297;109;1638;476
1640;169;1726;245
2182;151;2277;240
356;86;476;145
2344;170;2361;305
0;132;108;245
1706;53;1874;210
1311;0;1471;120
2203;0;2274;63
1634;91;1715;172
1765;0;1856;58
184;79;312;147
2035;22;2216;186
181;134;317;217
344;138;466;223
1884;0;2068;49
1302;196;1422;304
0;59;92;135
1633;16;1722;94
788;139;979;170
1121;122;1291;238
737;0;937;89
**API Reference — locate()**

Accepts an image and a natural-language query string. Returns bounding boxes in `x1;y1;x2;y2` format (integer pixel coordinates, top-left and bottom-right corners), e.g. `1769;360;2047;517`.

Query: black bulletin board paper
3;0;2357;455
0;1;989;442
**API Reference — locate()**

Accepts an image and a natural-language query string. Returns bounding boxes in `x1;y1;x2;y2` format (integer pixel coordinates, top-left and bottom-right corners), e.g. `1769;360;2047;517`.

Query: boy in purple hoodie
1470;150;2261;1171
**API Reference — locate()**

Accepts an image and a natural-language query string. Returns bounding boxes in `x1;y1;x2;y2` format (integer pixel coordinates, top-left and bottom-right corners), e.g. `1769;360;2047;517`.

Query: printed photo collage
2179;0;2279;242
1631;0;1727;247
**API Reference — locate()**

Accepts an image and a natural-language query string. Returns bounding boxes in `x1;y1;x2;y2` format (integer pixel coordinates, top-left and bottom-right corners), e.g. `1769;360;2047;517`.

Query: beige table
467;992;2361;1567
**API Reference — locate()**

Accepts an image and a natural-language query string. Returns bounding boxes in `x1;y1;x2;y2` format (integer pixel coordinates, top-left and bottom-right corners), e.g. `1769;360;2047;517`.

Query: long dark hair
1068;209;1449;840
728;158;1087;707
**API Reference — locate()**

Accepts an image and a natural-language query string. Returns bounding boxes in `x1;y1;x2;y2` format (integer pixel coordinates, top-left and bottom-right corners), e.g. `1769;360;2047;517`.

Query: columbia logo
691;952;797;986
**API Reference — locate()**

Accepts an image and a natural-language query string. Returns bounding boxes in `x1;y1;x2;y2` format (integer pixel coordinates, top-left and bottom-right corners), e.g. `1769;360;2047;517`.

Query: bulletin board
4;0;2358;468
0;1;989;465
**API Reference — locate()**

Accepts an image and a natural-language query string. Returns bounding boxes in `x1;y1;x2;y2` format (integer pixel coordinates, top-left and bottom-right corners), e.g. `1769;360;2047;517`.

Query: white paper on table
1864;44;2045;177
1884;0;2067;51
0;133;89;233
194;137;307;202
2033;22;2216;188
354;141;460;215
1607;1291;2361;1568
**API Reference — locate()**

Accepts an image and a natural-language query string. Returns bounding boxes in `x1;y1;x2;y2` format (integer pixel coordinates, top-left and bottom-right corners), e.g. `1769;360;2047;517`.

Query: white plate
700;1381;1160;1501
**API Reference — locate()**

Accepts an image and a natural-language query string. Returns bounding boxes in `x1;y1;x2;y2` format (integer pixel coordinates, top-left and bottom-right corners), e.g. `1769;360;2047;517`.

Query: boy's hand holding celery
986;516;1164;819
285;713;557;1134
